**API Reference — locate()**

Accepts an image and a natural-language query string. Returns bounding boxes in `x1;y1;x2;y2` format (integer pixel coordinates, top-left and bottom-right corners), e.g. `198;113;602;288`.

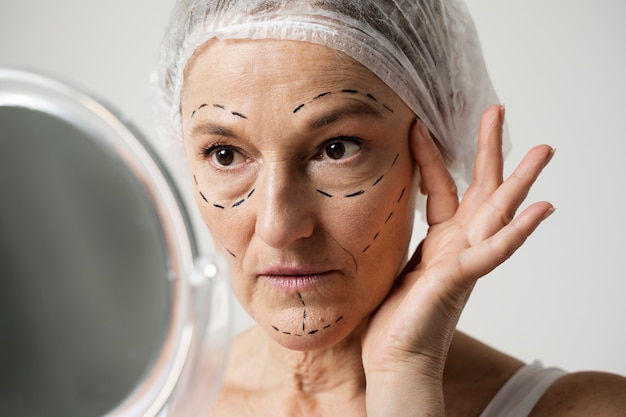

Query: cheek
320;154;416;275
192;181;254;262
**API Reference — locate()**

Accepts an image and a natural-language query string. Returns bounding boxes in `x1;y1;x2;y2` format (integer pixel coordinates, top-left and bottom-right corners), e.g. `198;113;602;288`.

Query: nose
254;164;315;249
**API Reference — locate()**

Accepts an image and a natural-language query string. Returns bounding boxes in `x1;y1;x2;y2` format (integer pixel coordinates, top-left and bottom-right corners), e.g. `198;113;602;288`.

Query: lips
257;267;334;291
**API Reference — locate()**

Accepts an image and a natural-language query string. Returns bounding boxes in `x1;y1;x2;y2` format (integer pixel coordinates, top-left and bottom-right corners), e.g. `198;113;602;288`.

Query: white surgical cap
155;0;509;192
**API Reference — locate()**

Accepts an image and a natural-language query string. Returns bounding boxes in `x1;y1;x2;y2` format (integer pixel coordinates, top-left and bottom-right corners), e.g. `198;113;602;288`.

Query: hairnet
155;0;509;192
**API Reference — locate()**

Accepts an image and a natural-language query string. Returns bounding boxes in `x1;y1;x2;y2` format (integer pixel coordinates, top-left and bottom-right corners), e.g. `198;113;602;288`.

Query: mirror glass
0;69;231;417
0;106;169;416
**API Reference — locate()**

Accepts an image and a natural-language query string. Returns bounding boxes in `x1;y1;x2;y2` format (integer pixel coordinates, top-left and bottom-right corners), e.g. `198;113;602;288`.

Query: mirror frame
0;68;231;417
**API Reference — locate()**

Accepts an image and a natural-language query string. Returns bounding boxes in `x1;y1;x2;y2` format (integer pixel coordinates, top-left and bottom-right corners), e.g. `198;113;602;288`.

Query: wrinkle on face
181;39;418;351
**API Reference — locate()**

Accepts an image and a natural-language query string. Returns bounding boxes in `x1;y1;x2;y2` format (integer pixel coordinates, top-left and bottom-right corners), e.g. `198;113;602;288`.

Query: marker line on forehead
292;89;394;115
190;102;248;120
314;92;331;100
308;101;382;131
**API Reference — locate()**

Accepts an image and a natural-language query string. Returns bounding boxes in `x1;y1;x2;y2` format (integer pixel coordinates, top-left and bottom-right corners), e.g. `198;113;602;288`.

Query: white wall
1;0;624;376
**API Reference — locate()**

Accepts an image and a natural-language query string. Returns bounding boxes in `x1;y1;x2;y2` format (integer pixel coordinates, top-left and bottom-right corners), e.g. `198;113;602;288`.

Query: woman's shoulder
445;332;626;417
529;370;626;416
443;331;526;416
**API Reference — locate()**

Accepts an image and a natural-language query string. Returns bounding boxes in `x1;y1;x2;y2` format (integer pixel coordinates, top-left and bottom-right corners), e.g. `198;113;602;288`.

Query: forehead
181;39;396;109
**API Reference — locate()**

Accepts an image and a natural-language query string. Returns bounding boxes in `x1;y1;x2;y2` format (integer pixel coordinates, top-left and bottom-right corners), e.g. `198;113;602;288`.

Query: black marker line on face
391;153;400;167
205;191;255;210
373;175;384;186
385;212;394;224
397;187;406;203
294;90;393;119
194;175;198;185
271;292;343;337
227;249;236;258
317;189;333;198
191;103;249;120
345;190;365;198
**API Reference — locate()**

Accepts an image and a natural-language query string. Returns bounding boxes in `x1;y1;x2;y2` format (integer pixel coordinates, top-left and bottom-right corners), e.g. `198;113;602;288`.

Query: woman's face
181;39;418;351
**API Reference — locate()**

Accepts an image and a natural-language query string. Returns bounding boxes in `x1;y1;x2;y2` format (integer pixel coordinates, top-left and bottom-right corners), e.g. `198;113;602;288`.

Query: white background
1;0;624;376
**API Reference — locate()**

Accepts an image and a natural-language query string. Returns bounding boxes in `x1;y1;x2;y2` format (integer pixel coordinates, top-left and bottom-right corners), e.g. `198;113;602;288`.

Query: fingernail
541;206;556;221
418;119;432;140
499;104;506;127
545;147;556;167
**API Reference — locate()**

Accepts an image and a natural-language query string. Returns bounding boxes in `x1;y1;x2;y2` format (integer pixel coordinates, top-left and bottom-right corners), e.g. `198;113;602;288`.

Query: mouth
257;268;335;291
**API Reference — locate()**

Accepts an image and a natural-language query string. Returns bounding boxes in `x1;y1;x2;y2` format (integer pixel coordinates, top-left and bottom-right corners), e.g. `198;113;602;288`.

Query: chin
269;322;357;352
258;307;362;352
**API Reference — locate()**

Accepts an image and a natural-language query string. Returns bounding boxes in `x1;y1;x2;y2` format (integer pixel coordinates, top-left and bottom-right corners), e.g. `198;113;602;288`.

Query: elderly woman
155;1;626;416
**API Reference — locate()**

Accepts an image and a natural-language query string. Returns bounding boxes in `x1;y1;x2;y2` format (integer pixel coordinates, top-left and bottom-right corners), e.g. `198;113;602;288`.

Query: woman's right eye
202;145;246;168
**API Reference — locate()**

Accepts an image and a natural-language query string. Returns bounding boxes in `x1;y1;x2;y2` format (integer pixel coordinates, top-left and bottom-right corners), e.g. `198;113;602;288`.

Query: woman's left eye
319;138;361;161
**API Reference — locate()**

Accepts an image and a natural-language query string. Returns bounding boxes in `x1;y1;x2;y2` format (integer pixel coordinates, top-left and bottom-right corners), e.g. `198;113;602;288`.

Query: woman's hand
362;105;555;416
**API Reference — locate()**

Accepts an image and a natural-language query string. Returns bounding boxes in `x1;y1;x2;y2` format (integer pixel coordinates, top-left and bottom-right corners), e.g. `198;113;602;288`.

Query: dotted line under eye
292;89;395;114
271;292;344;337
315;152;399;200
312;150;406;255
191;103;248;119
194;175;256;210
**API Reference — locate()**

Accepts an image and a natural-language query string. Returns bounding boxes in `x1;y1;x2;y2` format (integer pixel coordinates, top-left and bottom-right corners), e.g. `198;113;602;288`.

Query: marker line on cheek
345;190;365;198
391;153;400;167
397;187;406;203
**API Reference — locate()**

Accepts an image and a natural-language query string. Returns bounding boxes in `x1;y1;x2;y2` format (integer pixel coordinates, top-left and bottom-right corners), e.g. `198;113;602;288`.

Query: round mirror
0;68;232;417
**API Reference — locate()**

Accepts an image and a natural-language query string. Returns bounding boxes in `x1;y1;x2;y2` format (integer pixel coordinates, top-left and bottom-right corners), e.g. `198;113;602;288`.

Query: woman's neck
219;325;368;415
266;325;366;395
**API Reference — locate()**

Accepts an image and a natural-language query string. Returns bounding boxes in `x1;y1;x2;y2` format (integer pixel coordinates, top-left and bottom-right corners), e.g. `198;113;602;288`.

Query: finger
467;144;554;243
411;119;459;225
459;201;555;282
457;105;505;220
400;240;424;276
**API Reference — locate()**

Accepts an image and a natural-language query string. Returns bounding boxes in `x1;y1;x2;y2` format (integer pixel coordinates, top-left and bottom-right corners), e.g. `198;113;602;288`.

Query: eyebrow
307;101;383;131
191;122;239;139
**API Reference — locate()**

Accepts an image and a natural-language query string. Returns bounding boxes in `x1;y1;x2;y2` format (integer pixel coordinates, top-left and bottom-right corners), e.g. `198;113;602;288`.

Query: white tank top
479;361;566;417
